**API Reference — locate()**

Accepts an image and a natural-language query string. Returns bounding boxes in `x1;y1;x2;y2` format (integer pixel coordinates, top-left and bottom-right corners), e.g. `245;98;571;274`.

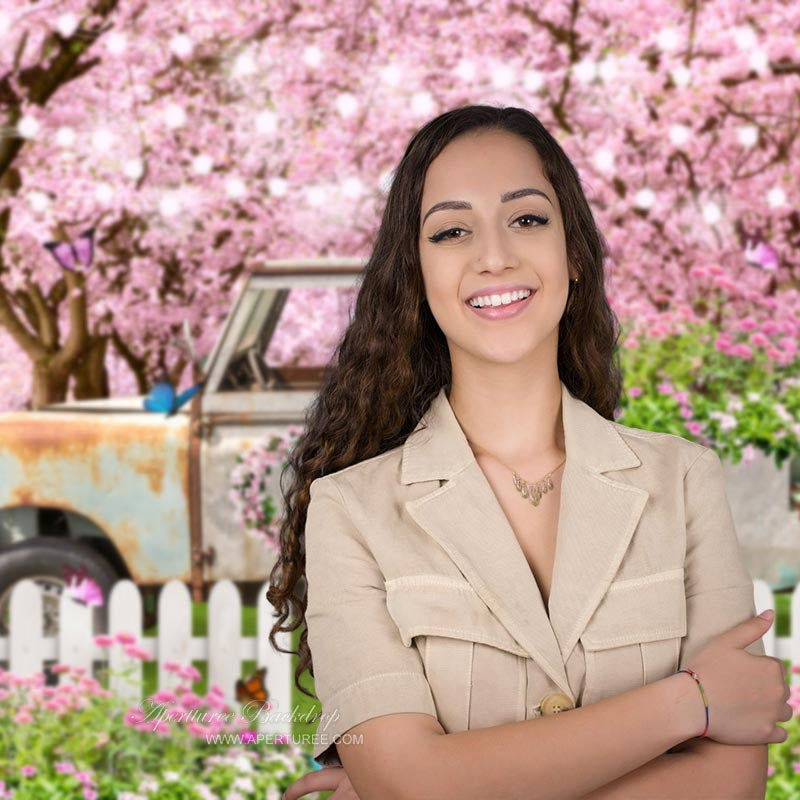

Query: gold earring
566;276;579;312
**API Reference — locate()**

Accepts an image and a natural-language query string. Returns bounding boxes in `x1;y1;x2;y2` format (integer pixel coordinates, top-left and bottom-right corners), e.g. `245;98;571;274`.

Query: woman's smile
465;288;536;320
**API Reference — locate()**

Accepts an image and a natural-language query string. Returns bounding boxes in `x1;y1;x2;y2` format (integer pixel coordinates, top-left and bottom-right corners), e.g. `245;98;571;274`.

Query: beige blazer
304;381;764;766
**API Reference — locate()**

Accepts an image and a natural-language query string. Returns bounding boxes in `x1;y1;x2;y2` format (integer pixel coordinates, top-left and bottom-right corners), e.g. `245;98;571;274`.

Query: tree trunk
72;335;110;399
31;359;71;410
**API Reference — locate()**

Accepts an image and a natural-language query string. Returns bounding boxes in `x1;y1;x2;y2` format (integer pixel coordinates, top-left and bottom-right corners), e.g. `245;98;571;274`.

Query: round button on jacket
540;692;575;715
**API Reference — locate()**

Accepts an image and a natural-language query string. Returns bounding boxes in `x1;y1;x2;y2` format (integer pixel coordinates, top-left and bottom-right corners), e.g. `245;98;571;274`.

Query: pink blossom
179;691;203;709
627;386;643;397
163;661;182;674
749;332;769;348
188;721;212;737
656;382;674;395
124;644;152;661
150;689;176;704
680;406;693;419
55;762;76;774
14;711;34;724
115;632;136;645
20;765;37;777
731;343;753;360
178;665;202;682
124;708;146;726
94;635;115;647
686;422;703;436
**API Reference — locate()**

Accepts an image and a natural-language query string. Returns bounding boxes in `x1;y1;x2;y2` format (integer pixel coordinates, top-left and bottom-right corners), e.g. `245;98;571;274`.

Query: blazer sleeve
678;446;765;675
304;475;437;767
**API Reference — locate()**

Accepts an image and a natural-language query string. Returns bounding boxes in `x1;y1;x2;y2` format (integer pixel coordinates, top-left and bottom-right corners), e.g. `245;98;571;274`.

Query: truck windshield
218;286;358;391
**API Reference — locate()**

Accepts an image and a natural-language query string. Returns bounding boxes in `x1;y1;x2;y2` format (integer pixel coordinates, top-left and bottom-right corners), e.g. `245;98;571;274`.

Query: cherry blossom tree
0;0;797;410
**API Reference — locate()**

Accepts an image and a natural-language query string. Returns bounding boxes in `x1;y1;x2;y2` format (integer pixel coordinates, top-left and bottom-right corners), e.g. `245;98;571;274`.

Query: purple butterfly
43;227;95;271
63;563;105;607
744;237;779;271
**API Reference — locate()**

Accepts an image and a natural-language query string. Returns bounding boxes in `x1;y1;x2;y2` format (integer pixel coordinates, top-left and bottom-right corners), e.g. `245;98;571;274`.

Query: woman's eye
427;213;549;244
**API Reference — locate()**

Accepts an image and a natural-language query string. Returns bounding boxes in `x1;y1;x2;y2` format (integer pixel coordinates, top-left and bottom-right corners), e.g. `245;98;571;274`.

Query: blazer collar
400;381;649;700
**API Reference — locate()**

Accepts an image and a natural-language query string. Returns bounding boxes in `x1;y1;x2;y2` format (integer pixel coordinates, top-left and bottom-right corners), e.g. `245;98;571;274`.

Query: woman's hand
283;766;361;800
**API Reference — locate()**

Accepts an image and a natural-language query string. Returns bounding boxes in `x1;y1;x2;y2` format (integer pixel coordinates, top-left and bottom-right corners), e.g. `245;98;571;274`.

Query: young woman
269;105;790;800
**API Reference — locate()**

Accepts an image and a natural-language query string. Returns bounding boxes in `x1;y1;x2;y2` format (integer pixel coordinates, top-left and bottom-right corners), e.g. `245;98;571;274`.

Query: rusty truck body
0;259;363;633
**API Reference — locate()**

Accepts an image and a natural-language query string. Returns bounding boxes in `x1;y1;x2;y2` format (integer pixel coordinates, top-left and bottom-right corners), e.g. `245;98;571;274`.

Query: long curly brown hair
266;104;623;701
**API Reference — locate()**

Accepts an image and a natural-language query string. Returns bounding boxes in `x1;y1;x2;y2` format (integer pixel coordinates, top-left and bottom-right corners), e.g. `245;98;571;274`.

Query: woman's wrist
663;670;708;742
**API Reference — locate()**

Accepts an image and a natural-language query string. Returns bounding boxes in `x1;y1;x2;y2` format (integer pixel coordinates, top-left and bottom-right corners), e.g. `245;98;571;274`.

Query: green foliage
617;319;800;469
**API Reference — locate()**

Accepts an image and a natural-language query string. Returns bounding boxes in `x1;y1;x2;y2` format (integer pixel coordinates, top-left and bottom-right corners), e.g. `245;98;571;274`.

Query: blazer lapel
400;380;649;699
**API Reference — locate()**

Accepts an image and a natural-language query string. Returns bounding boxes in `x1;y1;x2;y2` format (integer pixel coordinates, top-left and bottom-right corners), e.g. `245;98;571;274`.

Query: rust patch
0;413;189;498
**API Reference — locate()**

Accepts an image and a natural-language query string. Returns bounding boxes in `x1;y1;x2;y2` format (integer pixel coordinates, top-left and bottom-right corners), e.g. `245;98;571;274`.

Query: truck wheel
0;538;119;638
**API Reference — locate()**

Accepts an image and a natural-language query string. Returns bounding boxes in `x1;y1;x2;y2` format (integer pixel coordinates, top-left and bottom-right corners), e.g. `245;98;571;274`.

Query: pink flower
738;317;757;331
686;422;703;436
124;708;146;726
20;765;37;777
749;332;769;348
239;730;258;743
627;386;643;398
14;711;33;724
178;665;202;682
94;635;115;647
124;645;152;661
163;661;182;674
680;406;693;419
50;664;71;674
179;691;203;709
656;381;674;396
761;320;780;336
150;689;176;704
188;722;212;737
83;789;98;800
55;762;76;774
74;771;94;786
115;632;136;645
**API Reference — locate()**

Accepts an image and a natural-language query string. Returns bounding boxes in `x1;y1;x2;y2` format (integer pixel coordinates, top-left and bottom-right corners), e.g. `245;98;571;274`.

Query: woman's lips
465;291;536;320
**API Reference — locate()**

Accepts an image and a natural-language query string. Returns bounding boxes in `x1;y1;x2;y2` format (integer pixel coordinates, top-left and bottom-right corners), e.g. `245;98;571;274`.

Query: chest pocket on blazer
385;575;528;734
580;568;687;706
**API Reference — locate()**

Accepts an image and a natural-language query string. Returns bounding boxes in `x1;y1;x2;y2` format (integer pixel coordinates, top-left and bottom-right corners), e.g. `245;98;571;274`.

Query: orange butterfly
235;667;269;704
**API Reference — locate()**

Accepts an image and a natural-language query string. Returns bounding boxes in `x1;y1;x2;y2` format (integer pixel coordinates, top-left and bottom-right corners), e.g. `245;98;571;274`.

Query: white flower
233;776;254;793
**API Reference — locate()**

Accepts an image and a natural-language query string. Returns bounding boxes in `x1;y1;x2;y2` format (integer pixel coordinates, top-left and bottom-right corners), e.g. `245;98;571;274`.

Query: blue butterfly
143;374;203;416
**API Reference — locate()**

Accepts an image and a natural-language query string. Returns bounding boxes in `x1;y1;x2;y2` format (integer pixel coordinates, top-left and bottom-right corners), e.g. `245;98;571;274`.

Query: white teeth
468;288;532;308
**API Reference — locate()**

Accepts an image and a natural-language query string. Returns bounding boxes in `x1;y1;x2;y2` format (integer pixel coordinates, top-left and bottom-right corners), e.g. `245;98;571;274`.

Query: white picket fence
0;578;293;737
0;576;798;719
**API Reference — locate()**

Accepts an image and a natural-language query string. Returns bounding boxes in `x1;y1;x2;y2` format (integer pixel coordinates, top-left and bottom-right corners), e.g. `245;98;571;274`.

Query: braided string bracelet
675;667;709;738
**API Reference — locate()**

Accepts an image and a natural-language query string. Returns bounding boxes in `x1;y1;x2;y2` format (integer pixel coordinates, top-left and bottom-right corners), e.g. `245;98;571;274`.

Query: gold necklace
469;441;566;507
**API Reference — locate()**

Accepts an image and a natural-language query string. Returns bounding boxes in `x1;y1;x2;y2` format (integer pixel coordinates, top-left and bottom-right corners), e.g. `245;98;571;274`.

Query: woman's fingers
283;766;347;800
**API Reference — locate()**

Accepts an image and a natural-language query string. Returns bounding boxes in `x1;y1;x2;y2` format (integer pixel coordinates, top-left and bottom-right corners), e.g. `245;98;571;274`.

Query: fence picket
2;575;789;754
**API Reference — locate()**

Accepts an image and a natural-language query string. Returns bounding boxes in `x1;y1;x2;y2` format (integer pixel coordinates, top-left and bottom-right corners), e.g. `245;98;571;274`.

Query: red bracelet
676;667;709;738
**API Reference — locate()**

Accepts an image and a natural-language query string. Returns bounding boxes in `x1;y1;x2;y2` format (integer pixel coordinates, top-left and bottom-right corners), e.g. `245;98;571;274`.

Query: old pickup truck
0;258;363;635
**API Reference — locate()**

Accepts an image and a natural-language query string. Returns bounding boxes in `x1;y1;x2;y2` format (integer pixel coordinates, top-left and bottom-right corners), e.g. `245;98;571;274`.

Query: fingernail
759;609;774;619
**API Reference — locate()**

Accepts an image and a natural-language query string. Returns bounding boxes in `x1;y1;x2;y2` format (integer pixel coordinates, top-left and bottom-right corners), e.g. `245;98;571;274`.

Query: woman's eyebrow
421;187;553;225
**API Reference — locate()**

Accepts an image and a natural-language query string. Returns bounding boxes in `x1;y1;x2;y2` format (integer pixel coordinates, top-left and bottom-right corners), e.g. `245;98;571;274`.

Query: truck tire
0;538;119;638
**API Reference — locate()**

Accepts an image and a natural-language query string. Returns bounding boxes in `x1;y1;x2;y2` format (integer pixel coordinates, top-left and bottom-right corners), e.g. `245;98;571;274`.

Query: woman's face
418;129;574;368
